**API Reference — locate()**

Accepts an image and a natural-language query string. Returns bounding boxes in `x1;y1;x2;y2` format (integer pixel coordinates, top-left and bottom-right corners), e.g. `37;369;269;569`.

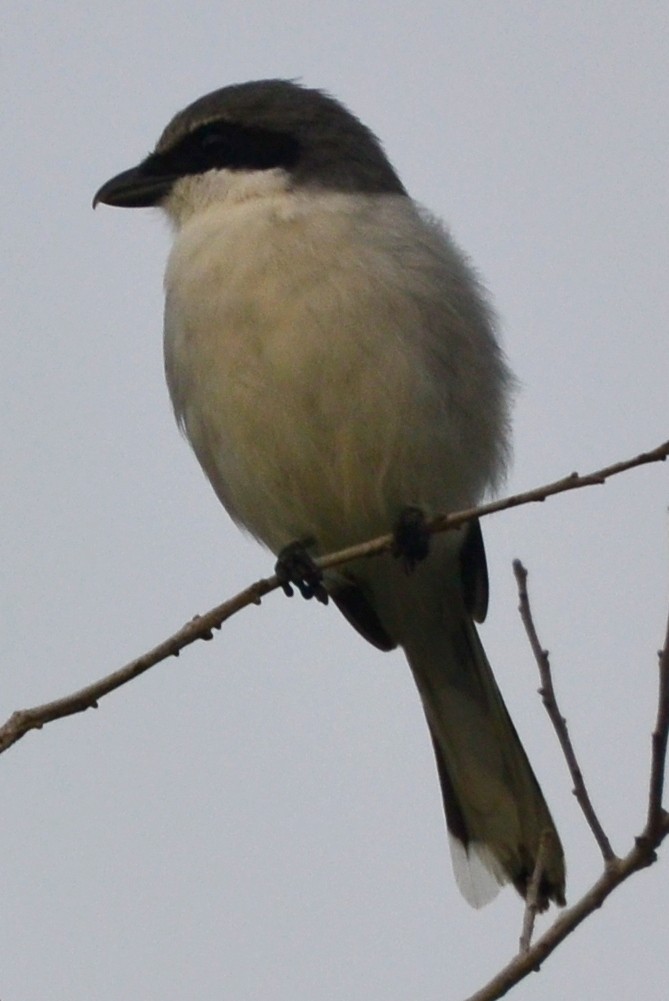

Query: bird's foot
275;539;329;604
392;506;431;573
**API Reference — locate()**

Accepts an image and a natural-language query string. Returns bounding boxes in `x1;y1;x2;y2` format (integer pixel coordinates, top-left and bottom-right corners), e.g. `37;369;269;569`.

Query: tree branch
513;560;616;862
0;438;666;759
462;564;669;1000
317;438;669;573
647;606;669;835
518;828;552;953
0;579;271;754
464;815;669;1001
3;438;668;1000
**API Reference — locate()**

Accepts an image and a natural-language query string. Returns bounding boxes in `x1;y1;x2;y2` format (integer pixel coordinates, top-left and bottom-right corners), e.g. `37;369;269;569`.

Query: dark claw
392;506;431;573
275;539;329;605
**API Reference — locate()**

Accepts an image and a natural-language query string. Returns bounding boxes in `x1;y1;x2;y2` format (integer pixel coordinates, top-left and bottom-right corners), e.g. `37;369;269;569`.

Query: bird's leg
275;538;329;604
392;506;431;573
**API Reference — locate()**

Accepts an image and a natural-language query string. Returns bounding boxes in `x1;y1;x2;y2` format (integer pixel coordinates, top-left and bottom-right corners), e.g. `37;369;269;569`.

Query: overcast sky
4;4;669;1000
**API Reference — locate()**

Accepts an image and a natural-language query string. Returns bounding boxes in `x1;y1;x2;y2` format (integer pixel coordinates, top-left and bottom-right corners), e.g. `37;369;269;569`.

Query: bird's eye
167;120;301;175
198;128;227;150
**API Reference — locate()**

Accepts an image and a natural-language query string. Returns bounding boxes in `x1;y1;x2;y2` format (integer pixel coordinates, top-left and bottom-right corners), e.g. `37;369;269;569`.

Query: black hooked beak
93;159;176;209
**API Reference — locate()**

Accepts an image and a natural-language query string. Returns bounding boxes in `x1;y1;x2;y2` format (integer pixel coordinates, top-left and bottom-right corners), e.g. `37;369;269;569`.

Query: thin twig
0;578;272;754
470;573;669;1000
318;439;669;573
646;608;669;835
513;560;616;861
467;594;669;999
464;814;669;1001
0;439;667;757
518;829;550;953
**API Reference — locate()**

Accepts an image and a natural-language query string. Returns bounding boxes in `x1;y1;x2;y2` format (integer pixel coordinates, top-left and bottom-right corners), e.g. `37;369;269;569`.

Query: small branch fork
463;564;669;1001
1;438;666;757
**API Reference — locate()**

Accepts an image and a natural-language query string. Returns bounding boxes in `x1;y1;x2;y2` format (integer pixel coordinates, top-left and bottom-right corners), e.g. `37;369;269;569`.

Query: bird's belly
163;194;502;555
165;302;418;555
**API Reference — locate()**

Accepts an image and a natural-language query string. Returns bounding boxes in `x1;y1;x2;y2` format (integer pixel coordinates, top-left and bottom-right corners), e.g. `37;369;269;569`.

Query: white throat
162;167;293;228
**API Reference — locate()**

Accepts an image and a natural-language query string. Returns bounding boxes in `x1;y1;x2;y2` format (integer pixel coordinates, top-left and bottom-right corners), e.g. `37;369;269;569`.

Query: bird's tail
403;607;566;909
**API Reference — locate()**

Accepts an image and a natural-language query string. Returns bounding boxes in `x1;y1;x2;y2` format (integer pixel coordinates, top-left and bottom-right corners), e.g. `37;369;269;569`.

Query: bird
94;78;565;909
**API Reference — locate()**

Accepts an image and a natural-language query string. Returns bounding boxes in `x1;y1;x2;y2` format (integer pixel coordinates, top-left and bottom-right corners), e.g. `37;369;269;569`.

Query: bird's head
93;79;405;226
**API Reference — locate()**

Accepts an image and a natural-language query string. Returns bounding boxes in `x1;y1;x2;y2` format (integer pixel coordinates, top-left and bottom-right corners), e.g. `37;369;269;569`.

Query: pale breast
163;191;510;554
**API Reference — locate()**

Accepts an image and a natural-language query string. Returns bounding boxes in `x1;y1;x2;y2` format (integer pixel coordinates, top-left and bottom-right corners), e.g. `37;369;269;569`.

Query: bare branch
647;607;669;835
462;571;669;1001
0;578;272;755
513;561;616;861
464;815;669;1001
318;439;669;574
518;829;551;953
0;438;666;757
2;439;668;1000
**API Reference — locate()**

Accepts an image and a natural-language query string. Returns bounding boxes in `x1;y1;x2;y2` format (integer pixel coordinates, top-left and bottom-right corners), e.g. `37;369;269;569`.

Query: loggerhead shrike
94;79;565;909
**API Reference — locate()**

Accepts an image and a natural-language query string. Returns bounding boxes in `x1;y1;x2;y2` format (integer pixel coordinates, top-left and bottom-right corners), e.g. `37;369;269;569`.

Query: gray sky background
4;4;668;999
